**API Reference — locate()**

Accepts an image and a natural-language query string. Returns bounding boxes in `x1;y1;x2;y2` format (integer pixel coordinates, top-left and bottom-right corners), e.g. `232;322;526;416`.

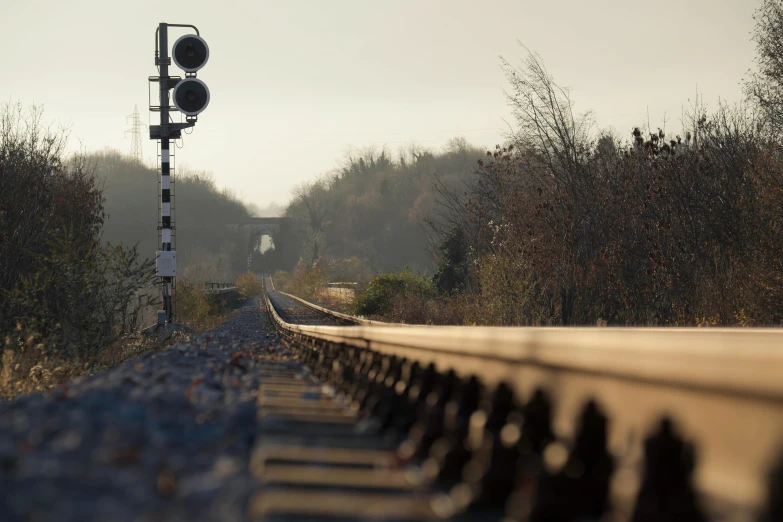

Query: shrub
2;237;157;358
235;272;264;299
0;103;161;398
287;260;329;301
1;103;157;360
175;279;224;328
354;269;435;318
427;48;783;326
1;103;104;329
271;270;292;292
323;256;372;283
471;252;536;326
433;227;471;295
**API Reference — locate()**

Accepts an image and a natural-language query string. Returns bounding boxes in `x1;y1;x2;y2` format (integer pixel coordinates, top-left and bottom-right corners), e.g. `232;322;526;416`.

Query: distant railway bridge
226;217;296;272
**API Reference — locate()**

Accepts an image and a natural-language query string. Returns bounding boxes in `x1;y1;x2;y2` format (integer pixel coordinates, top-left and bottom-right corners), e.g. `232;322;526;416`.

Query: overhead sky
1;0;757;209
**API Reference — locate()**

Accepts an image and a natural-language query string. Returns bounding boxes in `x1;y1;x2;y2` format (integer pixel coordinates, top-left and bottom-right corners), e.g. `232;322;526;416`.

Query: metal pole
159;23;173;323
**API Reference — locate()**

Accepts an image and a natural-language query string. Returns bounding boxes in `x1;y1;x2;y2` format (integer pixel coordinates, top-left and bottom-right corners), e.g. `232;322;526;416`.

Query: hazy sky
1;0;757;209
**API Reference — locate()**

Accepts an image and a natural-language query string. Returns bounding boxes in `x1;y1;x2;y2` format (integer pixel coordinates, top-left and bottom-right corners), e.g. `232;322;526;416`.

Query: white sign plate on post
156;250;177;277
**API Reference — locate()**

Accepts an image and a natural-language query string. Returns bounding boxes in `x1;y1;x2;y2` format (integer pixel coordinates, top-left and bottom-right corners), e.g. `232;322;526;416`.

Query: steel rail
262;284;783;517
267;275;390;326
277;290;388;326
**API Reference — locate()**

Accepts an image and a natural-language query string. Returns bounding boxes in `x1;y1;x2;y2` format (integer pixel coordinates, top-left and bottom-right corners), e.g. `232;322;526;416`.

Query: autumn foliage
417;47;783;326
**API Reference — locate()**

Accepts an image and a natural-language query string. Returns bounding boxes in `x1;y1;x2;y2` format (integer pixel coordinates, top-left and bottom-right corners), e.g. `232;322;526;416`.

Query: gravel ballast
0;298;298;522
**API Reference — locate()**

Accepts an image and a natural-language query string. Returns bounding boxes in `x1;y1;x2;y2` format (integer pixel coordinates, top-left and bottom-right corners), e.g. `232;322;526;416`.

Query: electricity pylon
125;105;143;164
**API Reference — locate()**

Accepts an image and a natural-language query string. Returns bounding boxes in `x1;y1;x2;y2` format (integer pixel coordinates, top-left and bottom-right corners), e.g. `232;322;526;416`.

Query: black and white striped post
161;142;172;253
150;22;209;328
158;24;173;324
159;137;173;323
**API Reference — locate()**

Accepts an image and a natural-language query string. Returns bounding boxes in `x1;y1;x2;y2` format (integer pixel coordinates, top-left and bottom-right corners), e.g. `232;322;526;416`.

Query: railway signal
148;23;210;331
172;78;210;115
171;34;209;72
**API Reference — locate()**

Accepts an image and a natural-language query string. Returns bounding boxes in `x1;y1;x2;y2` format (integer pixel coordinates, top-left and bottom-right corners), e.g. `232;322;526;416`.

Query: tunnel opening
250;232;284;273
228;218;298;274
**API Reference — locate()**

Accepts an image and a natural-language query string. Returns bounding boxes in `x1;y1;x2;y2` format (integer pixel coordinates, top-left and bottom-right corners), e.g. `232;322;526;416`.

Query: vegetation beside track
285;2;783;326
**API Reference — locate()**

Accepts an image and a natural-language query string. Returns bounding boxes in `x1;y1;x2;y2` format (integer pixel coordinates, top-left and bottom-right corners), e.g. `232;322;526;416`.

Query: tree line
284;140;483;276
288;0;783;326
97;151;252;277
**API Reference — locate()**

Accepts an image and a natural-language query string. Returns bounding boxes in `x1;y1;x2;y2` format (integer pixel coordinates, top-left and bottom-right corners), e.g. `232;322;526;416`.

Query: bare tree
289;176;334;263
501;45;595;187
745;0;783;136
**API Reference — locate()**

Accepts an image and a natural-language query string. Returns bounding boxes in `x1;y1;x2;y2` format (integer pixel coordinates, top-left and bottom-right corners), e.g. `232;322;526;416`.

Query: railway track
1;284;781;521
265;275;385;327
262;278;783;522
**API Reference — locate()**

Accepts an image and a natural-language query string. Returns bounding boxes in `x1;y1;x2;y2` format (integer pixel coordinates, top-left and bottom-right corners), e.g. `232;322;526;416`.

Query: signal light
172;34;209;73
172;78;210;116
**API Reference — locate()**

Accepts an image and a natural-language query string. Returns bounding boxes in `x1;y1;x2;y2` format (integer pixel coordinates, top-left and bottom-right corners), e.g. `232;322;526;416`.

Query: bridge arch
226;217;297;272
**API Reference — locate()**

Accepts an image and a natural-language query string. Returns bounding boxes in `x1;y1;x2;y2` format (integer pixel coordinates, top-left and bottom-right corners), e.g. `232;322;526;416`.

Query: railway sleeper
264;298;782;522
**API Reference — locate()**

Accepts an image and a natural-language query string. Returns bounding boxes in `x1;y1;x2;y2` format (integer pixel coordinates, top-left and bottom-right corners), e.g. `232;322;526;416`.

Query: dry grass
1;333;172;400
235;272;264;299
318;287;355;314
310;289;355;315
0;291;237;401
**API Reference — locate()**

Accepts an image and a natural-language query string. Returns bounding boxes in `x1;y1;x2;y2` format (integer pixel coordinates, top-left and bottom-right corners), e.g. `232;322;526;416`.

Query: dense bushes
0;103;160;397
235;272;264;299
354;270;434;320
4;239;156;359
284;261;330;302
174;280;225;329
358;4;783;326
0;103;156;359
0;104;102;306
421;47;783;326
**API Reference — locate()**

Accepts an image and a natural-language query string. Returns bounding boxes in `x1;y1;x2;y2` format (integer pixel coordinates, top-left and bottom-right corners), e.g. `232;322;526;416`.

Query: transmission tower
125;105;143;163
